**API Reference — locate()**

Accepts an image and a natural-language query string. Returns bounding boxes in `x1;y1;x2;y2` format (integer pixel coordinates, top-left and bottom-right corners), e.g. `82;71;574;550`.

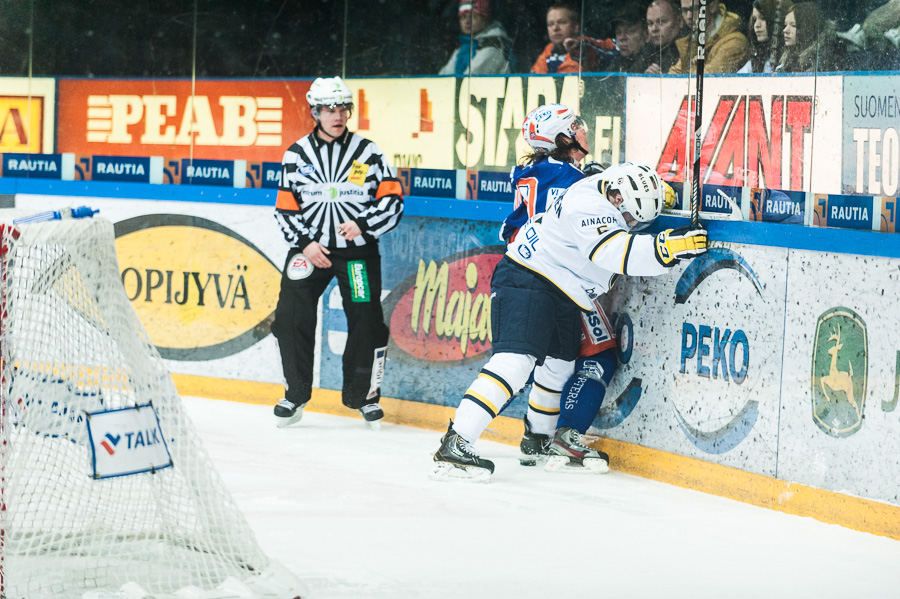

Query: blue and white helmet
521;103;587;152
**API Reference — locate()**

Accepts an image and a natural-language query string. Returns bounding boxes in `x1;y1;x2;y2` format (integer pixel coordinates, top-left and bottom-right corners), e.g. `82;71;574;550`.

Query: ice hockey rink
184;396;900;599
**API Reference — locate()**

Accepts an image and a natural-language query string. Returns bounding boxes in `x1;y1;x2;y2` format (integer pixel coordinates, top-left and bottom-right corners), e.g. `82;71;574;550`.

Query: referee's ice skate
358;403;384;429
274;399;306;427
430;421;494;482
544;427;610;473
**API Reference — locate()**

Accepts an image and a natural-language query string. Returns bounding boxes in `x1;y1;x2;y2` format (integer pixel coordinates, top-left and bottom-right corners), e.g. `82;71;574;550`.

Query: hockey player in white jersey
499;102;613;470
431;162;707;480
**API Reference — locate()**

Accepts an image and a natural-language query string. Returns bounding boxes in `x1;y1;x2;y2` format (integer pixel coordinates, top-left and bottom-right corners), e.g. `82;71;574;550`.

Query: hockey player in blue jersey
500;104;591;242
431;157;706;481
498;104;614;471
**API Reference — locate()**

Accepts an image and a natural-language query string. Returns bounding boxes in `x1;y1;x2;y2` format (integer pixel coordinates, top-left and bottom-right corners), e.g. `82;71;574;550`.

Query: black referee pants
271;244;389;410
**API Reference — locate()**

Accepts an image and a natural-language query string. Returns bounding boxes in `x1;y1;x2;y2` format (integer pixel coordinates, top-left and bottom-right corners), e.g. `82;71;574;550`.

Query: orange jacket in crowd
531;37;617;73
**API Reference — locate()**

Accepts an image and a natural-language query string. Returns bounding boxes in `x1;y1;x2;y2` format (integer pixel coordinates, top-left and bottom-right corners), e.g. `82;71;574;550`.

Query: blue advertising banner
749;188;805;225
259;162;282;189
92;155;152;183
702;183;743;218
466;169;512;201
398;168;457;198
2;153;62;179
842;75;900;197
813;193;875;230
181;159;236;186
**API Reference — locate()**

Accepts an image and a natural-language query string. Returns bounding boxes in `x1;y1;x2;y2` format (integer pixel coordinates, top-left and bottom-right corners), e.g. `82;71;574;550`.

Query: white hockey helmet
306;77;354;116
521;103;587;152
605;162;667;224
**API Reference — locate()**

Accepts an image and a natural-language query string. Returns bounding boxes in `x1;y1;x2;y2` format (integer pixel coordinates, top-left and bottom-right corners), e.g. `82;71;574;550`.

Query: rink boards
2;186;898;540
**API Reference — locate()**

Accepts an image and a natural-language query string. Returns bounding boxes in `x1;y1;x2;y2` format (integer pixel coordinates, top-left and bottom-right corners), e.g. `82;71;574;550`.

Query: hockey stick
689;0;708;227
771;0;783;68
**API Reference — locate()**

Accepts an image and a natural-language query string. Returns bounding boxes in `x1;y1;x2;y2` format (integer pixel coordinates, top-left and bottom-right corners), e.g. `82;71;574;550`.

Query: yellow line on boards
171;373;900;541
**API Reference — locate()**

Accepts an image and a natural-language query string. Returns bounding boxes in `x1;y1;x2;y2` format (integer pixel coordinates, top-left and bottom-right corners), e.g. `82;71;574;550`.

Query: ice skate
358;403;384;430
544;427;609;473
274;399;306;428
430;421;494;482
519;415;552;466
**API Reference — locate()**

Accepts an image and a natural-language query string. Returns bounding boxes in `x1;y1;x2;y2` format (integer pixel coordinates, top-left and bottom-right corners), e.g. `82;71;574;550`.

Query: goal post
0;211;306;599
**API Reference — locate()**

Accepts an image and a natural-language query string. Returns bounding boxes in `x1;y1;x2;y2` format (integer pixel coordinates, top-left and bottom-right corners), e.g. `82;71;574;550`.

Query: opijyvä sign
114;214;281;361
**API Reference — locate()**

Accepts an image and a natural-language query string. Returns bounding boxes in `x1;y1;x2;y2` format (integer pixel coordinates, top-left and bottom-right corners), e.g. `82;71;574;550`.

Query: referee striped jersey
275;128;404;249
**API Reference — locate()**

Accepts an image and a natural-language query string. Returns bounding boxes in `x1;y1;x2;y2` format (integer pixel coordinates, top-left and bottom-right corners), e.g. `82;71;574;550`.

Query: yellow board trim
172;374;900;541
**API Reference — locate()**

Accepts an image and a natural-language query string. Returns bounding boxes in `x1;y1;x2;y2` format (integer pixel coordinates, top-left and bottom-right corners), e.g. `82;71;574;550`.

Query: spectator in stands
645;0;687;74
778;2;847;72
669;0;749;74
439;0;514;75
838;0;900;67
532;3;616;73
607;4;655;72
738;0;781;73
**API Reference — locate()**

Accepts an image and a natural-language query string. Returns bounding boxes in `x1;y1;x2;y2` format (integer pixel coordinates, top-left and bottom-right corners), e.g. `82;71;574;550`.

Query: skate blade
364;419;382;431
275;411;303;428
544;455;609;474
428;461;491;483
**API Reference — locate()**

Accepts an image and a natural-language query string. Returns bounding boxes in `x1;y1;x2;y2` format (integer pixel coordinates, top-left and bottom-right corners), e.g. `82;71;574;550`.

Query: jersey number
515;178;539;218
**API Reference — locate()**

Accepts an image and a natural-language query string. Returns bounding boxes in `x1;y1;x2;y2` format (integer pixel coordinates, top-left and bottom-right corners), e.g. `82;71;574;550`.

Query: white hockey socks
453;352;535;443
525;357;574;436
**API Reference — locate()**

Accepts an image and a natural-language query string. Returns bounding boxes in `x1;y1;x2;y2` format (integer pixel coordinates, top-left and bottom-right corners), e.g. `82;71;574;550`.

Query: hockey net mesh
0;215;299;598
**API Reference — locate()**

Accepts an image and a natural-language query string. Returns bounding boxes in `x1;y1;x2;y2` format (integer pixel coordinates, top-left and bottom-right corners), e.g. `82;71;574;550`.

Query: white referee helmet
521;103;587;152
306;77;354;118
604;162;668;224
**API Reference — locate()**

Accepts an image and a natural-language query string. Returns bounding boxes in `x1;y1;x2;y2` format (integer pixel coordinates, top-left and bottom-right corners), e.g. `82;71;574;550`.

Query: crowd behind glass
0;0;897;78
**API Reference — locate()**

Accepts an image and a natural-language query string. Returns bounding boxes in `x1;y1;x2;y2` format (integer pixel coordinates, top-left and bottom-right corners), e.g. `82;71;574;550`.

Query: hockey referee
272;77;404;429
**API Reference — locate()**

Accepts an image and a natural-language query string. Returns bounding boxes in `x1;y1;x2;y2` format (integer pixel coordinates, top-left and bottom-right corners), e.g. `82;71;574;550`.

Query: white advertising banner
14;194;288;385
87;403;173;479
778;251;900;504
345;77;457;170
597;242;789;476
625;76;843;194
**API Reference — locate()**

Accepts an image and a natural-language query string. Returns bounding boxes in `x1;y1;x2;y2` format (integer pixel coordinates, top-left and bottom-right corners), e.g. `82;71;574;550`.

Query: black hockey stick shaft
690;0;708;227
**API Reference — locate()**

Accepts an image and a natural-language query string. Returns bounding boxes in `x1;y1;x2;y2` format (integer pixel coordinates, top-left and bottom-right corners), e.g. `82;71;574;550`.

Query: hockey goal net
0;212;305;599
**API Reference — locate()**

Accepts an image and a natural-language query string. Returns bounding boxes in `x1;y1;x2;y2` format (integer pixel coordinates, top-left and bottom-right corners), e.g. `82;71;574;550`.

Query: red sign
388;249;502;365
58;79;316;162
657;94;813;191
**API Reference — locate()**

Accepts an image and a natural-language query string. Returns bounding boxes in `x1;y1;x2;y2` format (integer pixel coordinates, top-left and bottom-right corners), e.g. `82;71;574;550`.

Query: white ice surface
184;397;900;599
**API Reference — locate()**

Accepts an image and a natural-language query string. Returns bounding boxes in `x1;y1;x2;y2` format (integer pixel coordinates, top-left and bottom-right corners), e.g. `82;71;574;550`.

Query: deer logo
820;326;860;417
811;308;868;438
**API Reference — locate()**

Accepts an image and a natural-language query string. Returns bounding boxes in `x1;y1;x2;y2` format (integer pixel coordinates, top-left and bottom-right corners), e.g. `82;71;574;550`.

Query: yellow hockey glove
663;181;677;210
655;225;708;266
